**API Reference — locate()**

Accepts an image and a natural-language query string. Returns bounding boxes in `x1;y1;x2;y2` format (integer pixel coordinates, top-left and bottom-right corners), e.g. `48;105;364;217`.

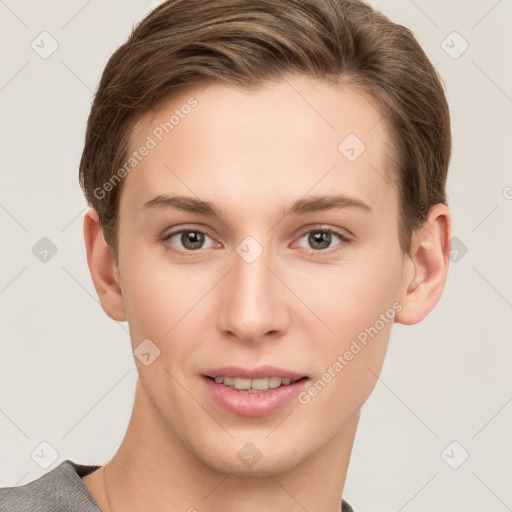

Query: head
81;0;452;475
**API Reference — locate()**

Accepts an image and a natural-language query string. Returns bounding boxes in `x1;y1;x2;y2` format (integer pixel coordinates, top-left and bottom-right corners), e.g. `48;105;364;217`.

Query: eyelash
161;225;352;258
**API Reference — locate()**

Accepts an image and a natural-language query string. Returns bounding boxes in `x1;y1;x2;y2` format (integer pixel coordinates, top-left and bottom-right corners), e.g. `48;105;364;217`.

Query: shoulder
1;460;358;512
0;460;101;512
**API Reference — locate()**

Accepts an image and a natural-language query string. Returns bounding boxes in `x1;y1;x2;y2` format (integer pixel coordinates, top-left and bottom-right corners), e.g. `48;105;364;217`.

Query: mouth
201;368;310;417
204;375;308;393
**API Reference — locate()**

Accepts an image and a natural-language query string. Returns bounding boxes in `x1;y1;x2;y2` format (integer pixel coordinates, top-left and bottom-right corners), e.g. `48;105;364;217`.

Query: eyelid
162;224;214;240
294;224;353;240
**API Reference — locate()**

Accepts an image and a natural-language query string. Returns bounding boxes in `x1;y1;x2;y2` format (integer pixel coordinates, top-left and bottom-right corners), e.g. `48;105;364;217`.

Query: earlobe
83;208;126;322
395;204;452;325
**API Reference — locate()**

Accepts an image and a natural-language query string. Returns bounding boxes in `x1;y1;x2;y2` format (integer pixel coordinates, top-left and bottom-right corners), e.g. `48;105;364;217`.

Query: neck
102;379;360;512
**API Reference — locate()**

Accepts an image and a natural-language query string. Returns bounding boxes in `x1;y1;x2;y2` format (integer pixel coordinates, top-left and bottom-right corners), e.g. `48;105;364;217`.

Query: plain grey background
1;1;511;510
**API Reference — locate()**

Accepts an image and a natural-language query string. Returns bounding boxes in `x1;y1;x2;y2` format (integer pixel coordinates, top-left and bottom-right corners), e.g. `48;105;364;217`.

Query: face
115;75;408;475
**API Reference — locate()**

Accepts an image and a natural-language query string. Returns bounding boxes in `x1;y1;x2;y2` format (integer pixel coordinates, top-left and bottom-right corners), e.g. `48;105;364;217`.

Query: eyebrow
143;193;372;217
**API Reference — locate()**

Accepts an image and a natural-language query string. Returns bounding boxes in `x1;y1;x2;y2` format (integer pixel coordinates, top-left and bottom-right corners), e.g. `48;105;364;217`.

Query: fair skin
81;75;451;512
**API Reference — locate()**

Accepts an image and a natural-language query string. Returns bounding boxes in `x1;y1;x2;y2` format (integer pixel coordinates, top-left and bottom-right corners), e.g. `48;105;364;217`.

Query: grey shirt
0;460;356;511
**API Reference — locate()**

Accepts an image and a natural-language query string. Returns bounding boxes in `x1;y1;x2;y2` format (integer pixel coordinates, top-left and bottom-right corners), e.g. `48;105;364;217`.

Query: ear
395;203;452;325
83;208;126;322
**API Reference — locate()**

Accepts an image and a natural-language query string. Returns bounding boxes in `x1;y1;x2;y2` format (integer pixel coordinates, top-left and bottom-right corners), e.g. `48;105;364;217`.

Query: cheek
296;245;401;400
118;248;179;343
119;248;214;359
297;275;396;422
299;328;391;428
299;246;402;339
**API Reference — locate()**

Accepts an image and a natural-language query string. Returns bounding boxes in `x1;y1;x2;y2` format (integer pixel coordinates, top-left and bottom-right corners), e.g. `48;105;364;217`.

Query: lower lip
203;376;308;417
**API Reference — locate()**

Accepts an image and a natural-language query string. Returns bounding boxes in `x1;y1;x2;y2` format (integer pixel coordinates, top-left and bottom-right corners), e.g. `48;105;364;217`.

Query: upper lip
203;365;307;380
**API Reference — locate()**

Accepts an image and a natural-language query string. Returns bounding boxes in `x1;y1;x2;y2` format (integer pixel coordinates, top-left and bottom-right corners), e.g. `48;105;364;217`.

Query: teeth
251;378;270;390
212;376;300;391
234;378;252;390
268;377;282;388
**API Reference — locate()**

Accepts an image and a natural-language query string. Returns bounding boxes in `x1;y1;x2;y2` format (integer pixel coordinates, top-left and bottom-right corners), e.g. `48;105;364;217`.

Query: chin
204;452;302;477
195;434;310;477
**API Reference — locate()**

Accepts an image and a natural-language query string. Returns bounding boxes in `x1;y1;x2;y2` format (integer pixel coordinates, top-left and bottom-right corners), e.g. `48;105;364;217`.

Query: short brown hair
79;0;451;262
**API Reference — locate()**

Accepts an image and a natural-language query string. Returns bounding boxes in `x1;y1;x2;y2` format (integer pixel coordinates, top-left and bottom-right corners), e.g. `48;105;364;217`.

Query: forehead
123;75;397;217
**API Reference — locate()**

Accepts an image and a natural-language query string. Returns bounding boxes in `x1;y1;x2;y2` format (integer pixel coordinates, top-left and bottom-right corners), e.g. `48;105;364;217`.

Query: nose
217;239;289;343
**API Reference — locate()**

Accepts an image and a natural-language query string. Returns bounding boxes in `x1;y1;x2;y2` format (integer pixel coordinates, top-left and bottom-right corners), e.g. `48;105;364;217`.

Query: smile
210;376;304;392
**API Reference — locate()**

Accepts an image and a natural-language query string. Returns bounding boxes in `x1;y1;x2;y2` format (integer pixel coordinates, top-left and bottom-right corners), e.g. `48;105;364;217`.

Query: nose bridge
218;234;286;341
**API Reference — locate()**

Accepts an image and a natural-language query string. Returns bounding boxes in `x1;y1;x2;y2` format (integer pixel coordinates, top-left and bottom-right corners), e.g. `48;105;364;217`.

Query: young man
0;0;451;510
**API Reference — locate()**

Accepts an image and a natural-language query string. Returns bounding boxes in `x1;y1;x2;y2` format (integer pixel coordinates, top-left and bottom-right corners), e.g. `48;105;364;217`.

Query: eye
295;227;351;254
162;228;217;255
161;225;352;257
